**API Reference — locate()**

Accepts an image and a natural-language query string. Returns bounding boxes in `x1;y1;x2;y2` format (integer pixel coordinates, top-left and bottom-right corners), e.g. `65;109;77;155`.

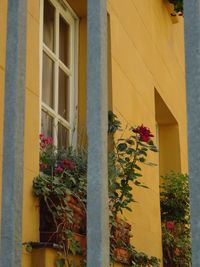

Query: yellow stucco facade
0;0;187;266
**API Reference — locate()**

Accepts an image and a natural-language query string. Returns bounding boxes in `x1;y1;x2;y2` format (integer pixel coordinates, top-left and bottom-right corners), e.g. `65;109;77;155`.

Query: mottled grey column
0;0;27;266
184;1;200;266
87;0;109;266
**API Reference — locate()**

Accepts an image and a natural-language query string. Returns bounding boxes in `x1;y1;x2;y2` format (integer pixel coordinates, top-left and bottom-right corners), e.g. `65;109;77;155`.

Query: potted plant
108;114;160;265
29;113;160;266
168;0;183;14
33;135;87;253
160;172;191;267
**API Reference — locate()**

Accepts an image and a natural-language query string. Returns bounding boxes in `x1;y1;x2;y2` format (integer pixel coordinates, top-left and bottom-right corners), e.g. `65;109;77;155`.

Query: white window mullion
43;44;57;62
69;22;74;145
39;0;45;134
58;60;71;76
71;19;79;147
53;7;59;147
40;0;78;148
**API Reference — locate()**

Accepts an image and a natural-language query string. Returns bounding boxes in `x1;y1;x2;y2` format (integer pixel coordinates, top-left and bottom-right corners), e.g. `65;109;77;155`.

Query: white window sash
39;0;79;147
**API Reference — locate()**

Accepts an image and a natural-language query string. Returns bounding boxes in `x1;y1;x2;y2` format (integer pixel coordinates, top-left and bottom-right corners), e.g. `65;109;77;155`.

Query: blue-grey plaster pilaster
0;0;27;266
87;0;109;266
184;1;200;266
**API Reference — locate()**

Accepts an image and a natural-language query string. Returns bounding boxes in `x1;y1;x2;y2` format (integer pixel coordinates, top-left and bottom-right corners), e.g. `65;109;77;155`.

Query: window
40;0;78;148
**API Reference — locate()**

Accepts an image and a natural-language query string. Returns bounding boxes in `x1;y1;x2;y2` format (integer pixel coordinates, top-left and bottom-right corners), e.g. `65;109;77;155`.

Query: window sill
31;245;128;267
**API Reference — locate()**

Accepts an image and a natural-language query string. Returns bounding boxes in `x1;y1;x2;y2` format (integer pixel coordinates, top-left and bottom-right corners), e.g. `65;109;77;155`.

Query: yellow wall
107;0;187;263
22;0;40;265
0;0;187;266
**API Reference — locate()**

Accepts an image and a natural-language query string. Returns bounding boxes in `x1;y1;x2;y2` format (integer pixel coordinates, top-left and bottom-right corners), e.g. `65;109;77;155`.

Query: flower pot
111;218;132;245
73;233;86;255
39;195;86;244
113;247;130;264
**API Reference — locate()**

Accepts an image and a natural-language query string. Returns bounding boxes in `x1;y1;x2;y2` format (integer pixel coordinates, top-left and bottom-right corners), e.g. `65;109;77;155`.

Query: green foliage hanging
169;0;183;13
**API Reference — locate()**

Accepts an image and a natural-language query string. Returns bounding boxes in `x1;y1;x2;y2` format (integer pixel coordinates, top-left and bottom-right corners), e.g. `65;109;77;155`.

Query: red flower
133;124;154;143
166;221;175;231
40;163;48;170
61;160;76;171
54;166;64;174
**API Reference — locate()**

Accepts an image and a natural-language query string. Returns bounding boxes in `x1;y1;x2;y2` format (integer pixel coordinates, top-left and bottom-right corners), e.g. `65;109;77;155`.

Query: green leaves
55;258;65;267
34;112;159;267
117;143;128;152
108;115;158;217
160;172;191;266
169;0;183;13
108;110;122;134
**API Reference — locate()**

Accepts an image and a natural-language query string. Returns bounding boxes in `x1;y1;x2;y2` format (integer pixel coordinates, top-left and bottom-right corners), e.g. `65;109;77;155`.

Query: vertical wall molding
87;0;110;266
184;1;200;266
0;0;27;266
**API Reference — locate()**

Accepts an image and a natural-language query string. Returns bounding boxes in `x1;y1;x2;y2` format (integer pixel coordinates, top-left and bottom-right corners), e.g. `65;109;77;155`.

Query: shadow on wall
155;89;181;177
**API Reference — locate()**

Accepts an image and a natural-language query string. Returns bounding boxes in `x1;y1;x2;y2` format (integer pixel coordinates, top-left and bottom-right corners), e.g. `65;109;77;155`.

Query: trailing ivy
169;0;183;13
26;113;160;266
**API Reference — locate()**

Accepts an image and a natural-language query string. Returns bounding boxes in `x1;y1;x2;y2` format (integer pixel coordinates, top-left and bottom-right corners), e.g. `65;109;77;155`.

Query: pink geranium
61;160;76;171
166;221;175;231
39;134;53;149
54;166;64;174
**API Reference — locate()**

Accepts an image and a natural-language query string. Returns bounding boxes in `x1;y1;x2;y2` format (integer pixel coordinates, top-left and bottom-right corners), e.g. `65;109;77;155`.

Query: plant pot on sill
73;233;87;255
38;232;87;255
113;247;131;264
39;195;86;243
112;218;132;245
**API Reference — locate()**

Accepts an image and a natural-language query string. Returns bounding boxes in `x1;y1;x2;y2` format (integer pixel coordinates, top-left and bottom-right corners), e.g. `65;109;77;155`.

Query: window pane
58;68;69;120
41;111;53;138
43;0;55;51
42;52;54;108
59;15;70;67
58;123;69;149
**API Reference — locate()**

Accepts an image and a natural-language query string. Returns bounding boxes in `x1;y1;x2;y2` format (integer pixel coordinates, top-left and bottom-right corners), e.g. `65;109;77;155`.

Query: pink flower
54;166;64;174
61;160;76;171
39;134;45;140
39;134;53;149
40;163;48;171
166;221;175;231
47;137;53;144
133;124;154;143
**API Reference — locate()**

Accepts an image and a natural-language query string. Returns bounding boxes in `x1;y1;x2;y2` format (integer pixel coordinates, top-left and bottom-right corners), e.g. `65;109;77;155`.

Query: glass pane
58;123;69;149
42;52;54;108
59;15;70;67
43;0;55;51
41;111;53;138
58;68;69;120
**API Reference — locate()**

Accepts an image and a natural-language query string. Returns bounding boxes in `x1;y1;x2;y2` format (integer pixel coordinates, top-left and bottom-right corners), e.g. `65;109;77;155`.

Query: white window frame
39;0;79;147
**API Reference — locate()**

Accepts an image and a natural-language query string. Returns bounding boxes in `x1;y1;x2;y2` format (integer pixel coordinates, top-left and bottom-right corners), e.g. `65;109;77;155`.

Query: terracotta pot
113;247;130;264
111;217;132;245
73;233;87;254
40;195;86;243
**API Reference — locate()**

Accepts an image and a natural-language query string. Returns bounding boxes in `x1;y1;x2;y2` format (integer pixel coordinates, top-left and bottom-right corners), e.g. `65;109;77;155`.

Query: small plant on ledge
27;113;160;267
169;0;183;14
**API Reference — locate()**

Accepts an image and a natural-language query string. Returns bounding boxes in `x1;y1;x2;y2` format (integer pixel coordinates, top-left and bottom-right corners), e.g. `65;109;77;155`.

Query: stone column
184;1;200;266
0;0;27;266
87;0;110;266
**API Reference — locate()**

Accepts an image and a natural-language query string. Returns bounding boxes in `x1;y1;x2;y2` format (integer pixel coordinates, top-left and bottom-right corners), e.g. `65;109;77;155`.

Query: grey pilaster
87;0;109;266
184;1;200;266
0;0;27;266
